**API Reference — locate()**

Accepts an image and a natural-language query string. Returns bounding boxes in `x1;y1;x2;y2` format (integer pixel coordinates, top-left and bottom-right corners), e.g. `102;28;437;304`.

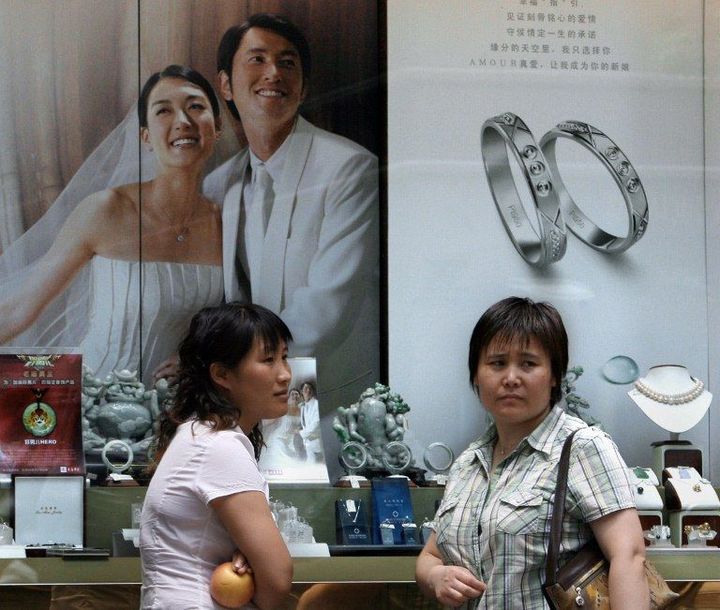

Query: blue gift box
371;477;415;545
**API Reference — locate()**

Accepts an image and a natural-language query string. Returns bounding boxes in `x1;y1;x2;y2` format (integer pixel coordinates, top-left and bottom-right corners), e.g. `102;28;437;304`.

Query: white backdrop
705;0;720;483
386;0;714;480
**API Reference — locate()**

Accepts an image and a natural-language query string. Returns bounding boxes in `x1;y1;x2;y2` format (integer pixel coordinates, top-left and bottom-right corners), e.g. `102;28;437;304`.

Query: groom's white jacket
204;116;380;412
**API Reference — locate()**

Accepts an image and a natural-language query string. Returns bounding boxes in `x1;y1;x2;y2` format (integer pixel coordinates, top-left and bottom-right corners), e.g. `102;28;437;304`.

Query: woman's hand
427;564;486;607
231;549;252;575
416;533;485;607
211;491;292;610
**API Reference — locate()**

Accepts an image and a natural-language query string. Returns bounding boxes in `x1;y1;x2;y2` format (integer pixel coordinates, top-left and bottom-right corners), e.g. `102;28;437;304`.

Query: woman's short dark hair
216;13;311;120
138;64;221;129
468;297;568;407
150;302;292;469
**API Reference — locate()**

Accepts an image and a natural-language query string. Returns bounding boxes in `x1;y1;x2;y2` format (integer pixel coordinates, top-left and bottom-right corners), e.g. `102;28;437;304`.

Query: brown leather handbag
542;430;679;609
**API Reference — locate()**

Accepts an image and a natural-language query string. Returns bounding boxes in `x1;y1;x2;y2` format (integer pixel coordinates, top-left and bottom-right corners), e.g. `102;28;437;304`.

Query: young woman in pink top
140;302;294;609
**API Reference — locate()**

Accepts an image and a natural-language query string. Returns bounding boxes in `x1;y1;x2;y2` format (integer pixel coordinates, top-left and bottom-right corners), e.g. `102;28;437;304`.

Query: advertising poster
258;357;330;484
387;0;712;472
0;353;84;475
0;1;380;444
705;1;720;479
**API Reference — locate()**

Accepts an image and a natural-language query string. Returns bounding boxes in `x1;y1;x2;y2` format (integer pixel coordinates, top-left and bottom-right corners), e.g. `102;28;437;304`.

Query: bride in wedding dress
0;65;225;386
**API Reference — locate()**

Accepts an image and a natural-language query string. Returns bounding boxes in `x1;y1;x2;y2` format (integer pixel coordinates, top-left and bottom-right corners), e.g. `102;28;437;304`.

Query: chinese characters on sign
470;0;630;73
0;354;84;475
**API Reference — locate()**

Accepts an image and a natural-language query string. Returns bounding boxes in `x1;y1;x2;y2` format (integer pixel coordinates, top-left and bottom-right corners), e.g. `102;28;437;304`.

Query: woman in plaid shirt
416;297;649;609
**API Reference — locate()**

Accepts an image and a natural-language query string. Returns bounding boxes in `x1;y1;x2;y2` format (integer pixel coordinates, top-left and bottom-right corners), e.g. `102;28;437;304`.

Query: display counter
0;484;444;551
1;551;719;610
1;485;719;609
1;550;720;586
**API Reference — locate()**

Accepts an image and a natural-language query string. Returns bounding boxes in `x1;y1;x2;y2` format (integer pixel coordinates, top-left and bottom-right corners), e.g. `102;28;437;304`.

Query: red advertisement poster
0;353;84;475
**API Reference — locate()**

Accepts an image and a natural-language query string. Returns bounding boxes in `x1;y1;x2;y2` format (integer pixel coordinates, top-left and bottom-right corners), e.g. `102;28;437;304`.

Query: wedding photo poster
259;357;330;484
387;0;712;472
0;1;380;434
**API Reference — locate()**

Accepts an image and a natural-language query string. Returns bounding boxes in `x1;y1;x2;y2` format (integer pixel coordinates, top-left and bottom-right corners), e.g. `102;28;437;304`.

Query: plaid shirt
433;406;635;610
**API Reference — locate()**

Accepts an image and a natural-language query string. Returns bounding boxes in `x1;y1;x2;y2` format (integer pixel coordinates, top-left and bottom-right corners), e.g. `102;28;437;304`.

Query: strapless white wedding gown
80;256;223;386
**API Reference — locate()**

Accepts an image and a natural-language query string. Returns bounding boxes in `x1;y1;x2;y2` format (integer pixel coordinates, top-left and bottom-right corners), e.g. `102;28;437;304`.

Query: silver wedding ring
481;112;567;267
540;120;649;253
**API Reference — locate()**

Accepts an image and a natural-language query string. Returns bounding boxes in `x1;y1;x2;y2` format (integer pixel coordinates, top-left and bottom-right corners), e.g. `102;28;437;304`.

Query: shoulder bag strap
545;429;580;586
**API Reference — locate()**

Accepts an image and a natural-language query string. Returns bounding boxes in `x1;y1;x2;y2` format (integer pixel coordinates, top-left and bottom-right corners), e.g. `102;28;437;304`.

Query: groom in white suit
204;13;379;421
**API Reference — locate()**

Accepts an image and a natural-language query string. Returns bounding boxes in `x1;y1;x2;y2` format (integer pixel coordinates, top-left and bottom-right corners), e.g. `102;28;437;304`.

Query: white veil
0;102;238;350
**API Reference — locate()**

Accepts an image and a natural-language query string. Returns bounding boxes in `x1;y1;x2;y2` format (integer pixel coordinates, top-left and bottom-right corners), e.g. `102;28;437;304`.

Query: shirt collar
463;422;497;466
468;403;567;462
476;422;498;450
526;404;566;456
248;118;297;182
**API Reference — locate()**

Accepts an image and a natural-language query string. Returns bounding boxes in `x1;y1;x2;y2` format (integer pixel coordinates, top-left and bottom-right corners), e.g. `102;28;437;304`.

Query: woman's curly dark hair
148;302;292;473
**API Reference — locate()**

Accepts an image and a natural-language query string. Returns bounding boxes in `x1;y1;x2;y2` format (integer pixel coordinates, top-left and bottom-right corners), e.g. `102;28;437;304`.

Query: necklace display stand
629;365;718;551
628;364;711;480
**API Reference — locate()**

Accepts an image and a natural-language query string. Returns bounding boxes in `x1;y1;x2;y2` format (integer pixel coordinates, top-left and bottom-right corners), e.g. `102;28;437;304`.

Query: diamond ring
540;120;649;253
481;112;567;267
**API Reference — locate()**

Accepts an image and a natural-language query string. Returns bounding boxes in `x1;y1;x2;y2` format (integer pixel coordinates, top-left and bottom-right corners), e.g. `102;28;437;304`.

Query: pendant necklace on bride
158;205;197;242
158;206;195;243
146;184;198;242
173;223;191;242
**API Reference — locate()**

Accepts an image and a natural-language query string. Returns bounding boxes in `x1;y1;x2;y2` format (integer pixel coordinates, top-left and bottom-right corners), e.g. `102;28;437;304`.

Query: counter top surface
0;550;718;586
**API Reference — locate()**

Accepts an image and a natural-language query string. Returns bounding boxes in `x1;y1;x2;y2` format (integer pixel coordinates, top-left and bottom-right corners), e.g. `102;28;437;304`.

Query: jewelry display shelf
0;485;444;552
1;486;719;591
0;556;412;586
0;550;718;587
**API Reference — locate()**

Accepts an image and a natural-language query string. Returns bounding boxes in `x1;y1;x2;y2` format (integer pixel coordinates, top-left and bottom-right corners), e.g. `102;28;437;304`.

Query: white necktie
245;164;273;291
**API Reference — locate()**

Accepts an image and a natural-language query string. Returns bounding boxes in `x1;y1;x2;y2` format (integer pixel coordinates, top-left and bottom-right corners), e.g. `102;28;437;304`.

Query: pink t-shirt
140;420;268;609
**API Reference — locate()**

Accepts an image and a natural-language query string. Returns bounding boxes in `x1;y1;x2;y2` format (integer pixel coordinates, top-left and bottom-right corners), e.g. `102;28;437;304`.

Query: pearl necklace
634;377;704;405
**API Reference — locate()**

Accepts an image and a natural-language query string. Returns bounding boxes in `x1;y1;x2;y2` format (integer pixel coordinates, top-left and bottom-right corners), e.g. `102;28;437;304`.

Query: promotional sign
13;475;85;546
335;498;371;545
370;477;415;545
387;0;711;472
0;353;84;475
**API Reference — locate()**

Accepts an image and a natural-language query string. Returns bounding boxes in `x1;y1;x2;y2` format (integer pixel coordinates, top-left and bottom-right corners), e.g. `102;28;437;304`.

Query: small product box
371;477;414;545
335;498;370;545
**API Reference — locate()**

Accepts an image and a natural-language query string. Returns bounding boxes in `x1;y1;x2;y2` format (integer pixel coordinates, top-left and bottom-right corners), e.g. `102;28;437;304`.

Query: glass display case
1;486;719;609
